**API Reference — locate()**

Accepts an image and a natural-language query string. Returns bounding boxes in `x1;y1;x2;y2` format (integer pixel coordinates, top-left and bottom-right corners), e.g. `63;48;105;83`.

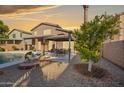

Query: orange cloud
0;5;60;16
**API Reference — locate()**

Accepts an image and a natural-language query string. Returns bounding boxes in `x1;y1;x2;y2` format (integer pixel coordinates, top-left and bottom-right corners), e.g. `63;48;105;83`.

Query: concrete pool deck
0;55;124;87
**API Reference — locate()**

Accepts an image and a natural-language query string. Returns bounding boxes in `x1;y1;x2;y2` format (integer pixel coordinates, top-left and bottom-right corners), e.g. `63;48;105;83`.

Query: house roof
56;28;73;34
31;22;62;31
24;34;74;41
8;29;32;35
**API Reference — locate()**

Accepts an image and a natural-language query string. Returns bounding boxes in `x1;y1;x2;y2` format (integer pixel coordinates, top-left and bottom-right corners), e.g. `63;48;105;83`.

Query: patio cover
44;34;74;41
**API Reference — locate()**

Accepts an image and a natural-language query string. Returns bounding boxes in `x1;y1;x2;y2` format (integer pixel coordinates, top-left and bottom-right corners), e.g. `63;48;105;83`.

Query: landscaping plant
0;20;9;39
74;14;120;72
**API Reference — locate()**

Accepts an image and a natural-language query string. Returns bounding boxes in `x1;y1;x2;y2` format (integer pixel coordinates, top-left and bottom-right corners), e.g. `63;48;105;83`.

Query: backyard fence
102;40;124;69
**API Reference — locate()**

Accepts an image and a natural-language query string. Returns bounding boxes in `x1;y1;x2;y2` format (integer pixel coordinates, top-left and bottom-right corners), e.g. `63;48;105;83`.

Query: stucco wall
120;14;124;40
102;40;124;68
0;43;23;51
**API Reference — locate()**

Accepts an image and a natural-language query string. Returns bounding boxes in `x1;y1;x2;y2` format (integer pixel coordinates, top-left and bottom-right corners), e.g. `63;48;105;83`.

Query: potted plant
74;14;120;72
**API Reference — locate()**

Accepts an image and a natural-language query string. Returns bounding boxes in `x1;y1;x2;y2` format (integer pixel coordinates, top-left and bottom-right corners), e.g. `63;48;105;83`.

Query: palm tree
83;5;89;24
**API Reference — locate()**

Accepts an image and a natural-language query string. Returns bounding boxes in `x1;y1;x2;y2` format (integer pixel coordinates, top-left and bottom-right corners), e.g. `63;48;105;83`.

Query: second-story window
13;34;16;38
34;31;37;36
20;33;22;38
43;29;51;35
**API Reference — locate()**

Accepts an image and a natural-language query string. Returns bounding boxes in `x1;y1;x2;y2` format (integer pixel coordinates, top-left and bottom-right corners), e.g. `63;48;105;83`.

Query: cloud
0;5;58;15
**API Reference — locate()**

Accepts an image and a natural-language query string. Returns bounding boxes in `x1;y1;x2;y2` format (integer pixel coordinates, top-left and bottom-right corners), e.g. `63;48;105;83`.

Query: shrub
0;47;5;52
12;45;19;50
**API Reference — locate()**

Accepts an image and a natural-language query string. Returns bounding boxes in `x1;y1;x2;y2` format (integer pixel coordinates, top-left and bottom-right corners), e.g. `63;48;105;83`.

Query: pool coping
0;61;24;69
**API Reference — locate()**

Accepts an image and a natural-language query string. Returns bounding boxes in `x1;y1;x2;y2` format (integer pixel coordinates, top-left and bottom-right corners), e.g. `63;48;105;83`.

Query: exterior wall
102;40;124;68
24;39;32;45
63;41;74;52
112;14;124;41
9;29;32;40
119;15;124;40
56;42;63;49
48;41;54;50
0;42;23;51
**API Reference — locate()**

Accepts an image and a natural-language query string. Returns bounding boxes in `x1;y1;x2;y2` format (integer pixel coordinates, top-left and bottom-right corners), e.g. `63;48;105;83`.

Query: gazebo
44;28;74;62
23;28;74;63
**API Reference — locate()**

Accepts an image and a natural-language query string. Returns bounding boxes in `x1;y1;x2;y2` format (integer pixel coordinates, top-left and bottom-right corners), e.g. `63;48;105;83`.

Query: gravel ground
99;58;124;86
49;55;124;87
0;55;123;87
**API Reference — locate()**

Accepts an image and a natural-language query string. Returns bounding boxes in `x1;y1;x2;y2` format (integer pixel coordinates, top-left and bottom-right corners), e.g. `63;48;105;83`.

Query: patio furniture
18;61;40;70
25;51;42;62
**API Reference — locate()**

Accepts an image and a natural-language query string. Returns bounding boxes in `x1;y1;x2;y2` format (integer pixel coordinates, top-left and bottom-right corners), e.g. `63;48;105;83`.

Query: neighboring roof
23;35;53;39
8;29;32;35
0;39;22;41
31;22;62;31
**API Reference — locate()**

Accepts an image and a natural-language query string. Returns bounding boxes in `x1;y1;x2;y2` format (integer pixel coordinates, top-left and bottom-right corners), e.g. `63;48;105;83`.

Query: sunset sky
0;5;124;31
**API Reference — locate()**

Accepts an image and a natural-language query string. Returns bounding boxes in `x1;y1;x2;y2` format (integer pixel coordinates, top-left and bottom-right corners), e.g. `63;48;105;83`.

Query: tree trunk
88;60;94;72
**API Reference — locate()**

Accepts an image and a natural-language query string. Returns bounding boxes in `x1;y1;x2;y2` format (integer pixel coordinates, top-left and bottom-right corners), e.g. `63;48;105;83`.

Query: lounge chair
18;61;40;70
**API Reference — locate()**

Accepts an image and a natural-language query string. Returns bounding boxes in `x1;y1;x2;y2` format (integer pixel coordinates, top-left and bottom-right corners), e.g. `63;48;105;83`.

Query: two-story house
23;22;74;52
0;29;32;51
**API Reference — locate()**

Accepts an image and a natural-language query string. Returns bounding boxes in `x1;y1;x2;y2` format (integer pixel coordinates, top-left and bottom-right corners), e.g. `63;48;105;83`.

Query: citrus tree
74;14;120;72
0;20;9;39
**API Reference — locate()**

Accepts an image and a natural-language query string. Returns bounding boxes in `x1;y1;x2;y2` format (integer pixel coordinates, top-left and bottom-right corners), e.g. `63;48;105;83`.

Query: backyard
0;5;124;87
0;54;124;87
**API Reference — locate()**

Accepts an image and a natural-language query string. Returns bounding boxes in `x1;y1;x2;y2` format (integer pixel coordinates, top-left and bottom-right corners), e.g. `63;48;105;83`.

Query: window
20;33;22;38
0;41;5;44
13;34;16;38
43;29;51;35
34;31;37;36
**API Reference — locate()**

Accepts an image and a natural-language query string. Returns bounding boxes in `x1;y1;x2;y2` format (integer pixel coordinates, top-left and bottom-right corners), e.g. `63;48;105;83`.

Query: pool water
0;53;25;64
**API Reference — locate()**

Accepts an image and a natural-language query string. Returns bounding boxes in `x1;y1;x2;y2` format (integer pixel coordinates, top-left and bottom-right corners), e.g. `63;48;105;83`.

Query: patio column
22;39;25;50
35;38;38;50
43;39;45;55
5;40;7;44
68;33;71;63
13;40;15;44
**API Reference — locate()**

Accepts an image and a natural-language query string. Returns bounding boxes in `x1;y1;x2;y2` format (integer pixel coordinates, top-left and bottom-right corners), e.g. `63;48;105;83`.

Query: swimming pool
0;51;28;68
